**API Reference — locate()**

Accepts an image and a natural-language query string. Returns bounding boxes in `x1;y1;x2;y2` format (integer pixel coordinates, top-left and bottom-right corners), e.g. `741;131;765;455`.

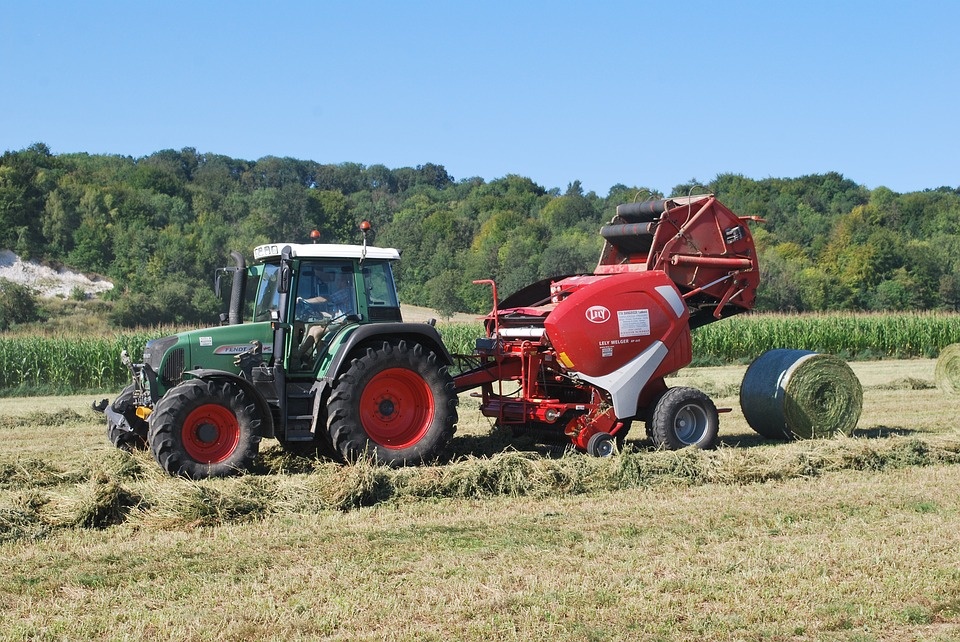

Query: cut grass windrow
3;434;959;541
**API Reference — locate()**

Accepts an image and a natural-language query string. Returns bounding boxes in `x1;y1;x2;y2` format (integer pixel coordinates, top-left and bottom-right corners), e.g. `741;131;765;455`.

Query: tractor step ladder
283;386;317;441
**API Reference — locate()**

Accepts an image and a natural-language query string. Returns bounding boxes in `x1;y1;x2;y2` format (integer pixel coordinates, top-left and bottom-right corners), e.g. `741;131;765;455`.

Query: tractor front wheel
327;341;458;466
648;387;719;450
148;379;261;479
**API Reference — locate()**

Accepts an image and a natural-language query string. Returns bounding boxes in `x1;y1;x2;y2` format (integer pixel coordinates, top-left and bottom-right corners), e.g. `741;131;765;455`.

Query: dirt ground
400;304;482;324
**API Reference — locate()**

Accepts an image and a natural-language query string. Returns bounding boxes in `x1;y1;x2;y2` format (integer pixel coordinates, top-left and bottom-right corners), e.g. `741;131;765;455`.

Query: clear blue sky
2;1;958;196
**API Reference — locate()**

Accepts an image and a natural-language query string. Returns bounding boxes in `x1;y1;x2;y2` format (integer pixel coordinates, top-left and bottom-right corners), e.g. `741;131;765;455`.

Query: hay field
1;360;960;641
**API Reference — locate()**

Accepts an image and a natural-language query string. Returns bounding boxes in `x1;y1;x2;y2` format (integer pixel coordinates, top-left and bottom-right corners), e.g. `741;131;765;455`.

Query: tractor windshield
294;261;358;321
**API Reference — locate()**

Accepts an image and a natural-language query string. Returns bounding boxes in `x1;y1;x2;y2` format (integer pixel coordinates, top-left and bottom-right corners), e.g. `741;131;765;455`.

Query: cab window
362;262;399;308
252;263;281;322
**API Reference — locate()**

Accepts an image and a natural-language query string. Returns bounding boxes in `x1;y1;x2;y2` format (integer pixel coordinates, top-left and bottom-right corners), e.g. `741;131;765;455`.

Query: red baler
453;194;761;455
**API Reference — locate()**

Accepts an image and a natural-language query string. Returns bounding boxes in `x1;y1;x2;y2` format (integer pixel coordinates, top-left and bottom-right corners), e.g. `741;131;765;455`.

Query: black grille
368;306;402;322
162;348;185;386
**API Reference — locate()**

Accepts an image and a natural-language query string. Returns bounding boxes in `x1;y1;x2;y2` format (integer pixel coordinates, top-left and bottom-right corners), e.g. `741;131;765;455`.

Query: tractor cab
243;242;403;373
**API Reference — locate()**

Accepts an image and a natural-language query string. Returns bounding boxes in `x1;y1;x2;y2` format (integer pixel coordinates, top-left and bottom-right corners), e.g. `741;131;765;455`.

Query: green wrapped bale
740;349;863;440
935;343;960;395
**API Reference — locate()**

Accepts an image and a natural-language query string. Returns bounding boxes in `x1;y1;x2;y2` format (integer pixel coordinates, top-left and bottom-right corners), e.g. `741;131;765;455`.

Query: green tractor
100;227;459;478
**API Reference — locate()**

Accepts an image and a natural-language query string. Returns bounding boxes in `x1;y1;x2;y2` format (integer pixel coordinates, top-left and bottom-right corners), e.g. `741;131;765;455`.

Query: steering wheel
296;297;332;322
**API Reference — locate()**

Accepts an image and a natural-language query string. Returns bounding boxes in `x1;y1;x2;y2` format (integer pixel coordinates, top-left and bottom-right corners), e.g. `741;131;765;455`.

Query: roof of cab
252;243;400;262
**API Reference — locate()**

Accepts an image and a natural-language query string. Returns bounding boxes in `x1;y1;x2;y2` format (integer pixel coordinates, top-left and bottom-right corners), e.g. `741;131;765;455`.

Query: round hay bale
740;349;863;440
935;343;960;395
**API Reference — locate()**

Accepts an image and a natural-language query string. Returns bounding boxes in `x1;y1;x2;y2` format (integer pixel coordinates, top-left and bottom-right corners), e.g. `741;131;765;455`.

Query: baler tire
148;379;261;479
642;390;668;445
649;387;719;450
587;432;616;457
327;341;458;466
106;385;148;451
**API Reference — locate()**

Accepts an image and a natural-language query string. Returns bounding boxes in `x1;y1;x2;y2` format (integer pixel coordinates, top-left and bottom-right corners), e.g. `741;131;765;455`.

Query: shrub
0;279;41;330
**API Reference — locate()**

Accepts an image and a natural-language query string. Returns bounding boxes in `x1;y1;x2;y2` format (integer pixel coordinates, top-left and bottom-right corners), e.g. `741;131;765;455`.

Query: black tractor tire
327;340;458;466
107;385;149;451
148;379;261;479
649;387;719;450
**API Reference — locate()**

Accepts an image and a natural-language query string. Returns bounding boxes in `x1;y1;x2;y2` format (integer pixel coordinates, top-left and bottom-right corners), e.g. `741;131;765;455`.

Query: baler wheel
587;432;616;457
148;379;261;479
649;387;719;450
327;341;458;466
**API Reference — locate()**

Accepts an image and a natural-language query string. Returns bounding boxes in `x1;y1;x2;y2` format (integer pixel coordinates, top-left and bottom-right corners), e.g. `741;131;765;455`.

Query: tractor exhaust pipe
228;251;246;325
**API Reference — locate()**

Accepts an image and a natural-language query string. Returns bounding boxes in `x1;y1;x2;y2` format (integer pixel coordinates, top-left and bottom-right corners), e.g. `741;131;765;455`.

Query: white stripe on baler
655;284;685;318
575;340;668;420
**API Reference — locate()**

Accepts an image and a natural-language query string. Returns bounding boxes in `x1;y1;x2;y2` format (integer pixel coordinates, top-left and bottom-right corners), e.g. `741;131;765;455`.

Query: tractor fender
325;323;453;381
181;368;276;439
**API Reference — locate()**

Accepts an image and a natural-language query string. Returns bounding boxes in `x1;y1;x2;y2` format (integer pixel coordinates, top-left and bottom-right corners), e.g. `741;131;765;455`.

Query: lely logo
585;305;610;323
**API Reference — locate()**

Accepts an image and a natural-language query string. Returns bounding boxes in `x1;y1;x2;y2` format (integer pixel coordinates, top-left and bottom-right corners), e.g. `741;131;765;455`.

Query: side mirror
278;245;293;294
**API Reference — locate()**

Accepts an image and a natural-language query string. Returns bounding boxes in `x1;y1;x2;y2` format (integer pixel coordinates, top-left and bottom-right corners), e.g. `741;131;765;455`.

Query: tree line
1;142;959;327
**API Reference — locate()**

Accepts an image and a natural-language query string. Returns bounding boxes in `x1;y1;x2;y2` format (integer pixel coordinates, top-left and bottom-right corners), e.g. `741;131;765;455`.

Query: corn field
0;332;159;395
0;313;957;395
691;311;960;364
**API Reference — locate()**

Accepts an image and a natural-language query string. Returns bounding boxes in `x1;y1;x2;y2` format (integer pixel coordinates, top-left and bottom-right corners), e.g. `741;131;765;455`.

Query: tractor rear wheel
148;379;261;479
327;341;458;466
649;387;719;450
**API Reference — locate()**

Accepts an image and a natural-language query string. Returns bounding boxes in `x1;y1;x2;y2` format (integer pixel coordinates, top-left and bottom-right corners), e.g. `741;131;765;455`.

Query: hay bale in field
935;343;960;395
740;349;863;440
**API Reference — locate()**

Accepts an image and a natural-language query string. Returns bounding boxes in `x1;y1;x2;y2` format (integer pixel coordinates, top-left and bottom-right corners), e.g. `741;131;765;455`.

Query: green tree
539;230;601;278
755;243;806;311
539;192;598;230
424;270;466;319
871;268;923;310
939;272;960;311
0;279;41;330
307;189;353;242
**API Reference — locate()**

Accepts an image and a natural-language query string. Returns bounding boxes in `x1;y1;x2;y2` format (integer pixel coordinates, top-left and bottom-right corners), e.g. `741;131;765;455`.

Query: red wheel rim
181;404;240;463
359;368;435;449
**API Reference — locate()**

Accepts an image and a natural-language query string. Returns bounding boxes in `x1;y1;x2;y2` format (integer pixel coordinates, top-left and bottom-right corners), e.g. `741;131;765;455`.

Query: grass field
1;360;960;640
